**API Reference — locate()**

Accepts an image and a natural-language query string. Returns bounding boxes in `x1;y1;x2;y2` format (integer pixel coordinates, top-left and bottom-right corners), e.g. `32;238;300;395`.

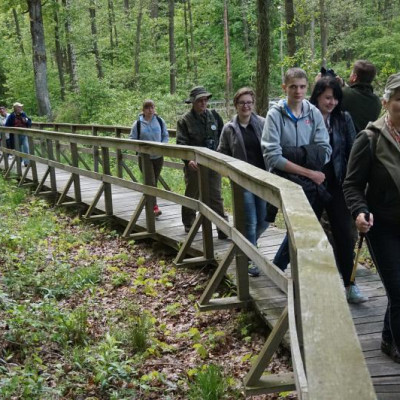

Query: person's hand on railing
188;160;199;171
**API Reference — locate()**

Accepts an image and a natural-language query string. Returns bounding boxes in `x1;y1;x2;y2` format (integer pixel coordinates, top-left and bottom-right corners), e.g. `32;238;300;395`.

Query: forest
0;0;399;126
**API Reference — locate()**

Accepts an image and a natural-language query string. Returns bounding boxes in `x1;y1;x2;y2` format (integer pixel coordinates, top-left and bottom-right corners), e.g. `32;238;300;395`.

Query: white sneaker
346;284;368;304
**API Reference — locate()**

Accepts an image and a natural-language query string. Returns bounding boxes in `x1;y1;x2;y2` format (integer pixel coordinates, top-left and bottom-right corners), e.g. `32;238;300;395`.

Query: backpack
137;115;164;140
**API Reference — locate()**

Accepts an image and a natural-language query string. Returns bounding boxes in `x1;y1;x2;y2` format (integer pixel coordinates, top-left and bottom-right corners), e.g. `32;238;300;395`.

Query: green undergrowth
0;176;294;399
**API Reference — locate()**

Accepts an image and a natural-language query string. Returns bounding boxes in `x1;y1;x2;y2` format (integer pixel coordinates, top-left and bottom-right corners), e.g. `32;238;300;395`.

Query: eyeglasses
237;101;254;107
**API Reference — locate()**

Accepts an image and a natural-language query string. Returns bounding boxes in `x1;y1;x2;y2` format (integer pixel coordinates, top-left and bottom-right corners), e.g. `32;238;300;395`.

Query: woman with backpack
344;73;400;363
130;100;169;217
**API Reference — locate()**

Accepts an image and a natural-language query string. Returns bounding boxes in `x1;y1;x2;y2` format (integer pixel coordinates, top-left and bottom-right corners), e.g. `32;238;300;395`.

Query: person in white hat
5;102;32;166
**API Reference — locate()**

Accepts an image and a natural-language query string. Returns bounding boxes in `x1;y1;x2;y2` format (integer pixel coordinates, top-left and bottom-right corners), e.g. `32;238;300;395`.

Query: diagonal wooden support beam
173;213;203;267
122;195;146;238
84;183;105;218
34;167;51;195
56;175;75;206
198;243;236;306
244;307;296;396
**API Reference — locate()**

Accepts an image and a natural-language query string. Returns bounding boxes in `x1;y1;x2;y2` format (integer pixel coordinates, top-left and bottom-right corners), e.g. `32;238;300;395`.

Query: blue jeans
366;219;400;350
18;135;29;164
243;190;269;246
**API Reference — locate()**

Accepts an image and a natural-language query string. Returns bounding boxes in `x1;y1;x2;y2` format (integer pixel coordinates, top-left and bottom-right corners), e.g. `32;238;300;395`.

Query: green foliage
188;364;227;400
58;305;90;347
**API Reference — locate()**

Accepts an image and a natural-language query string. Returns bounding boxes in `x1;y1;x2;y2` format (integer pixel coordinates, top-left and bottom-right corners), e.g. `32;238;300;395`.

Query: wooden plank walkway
3;160;400;399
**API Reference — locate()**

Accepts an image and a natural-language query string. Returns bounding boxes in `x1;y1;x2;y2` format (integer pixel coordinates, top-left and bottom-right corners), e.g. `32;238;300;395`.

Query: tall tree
168;0;176;94
53;0;65;100
62;0;79;92
256;0;270;116
89;0;104;79
187;0;197;83
240;0;250;54
27;0;52;118
134;0;144;79
285;0;296;58
223;0;233;117
150;0;158;18
183;0;191;74
319;0;328;68
12;8;25;55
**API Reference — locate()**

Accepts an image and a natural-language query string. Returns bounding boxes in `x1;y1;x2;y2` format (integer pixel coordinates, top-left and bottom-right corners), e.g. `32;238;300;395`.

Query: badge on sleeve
211;124;217;131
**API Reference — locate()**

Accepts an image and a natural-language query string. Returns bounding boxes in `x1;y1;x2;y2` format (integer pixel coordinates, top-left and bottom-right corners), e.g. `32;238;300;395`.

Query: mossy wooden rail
0;125;376;399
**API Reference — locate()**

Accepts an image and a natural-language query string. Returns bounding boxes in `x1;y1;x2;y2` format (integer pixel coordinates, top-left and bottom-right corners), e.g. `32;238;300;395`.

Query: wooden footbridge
1;123;399;399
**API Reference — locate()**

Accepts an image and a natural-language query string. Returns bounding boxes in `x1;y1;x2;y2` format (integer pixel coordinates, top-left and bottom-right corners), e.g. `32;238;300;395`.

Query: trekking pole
350;212;370;283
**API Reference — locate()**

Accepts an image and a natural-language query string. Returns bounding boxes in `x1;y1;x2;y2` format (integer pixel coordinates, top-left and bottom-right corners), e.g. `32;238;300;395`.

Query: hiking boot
153;205;162;217
346;284;368;304
381;340;400;363
184;225;191;233
248;263;260;277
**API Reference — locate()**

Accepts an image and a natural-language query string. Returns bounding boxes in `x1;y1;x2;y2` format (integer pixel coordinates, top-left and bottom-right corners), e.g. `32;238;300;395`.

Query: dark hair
310;76;343;120
233;87;255;107
353;60;377;84
284;67;308;84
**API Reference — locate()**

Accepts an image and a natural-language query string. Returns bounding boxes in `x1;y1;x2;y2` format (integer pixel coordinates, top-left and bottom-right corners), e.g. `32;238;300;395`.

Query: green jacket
176;109;224;152
342;83;382;133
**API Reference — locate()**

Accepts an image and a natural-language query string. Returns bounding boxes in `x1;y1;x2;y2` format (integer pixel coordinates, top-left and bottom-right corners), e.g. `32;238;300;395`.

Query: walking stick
350;212;370;283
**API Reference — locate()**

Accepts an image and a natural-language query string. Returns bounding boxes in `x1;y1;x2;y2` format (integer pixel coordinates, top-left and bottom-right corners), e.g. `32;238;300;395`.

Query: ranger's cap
13;102;24;107
185;86;212;104
385;72;400;91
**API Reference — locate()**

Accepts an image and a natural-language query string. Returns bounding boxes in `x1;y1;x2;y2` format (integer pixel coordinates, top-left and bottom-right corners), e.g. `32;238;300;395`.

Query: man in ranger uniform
176;86;228;238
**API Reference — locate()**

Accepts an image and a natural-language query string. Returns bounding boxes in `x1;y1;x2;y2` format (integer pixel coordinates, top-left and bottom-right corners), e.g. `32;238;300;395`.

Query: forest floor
0;176;296;399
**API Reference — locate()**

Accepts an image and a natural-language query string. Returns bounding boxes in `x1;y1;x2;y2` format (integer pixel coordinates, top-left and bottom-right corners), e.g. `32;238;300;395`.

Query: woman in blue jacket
310;77;367;304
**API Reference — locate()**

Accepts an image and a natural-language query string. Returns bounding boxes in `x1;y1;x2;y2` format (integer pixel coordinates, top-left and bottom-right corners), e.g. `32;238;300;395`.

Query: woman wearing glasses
218;87;268;277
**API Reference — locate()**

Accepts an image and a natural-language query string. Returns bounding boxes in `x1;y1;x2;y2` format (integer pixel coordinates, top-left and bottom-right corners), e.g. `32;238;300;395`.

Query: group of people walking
130;60;400;364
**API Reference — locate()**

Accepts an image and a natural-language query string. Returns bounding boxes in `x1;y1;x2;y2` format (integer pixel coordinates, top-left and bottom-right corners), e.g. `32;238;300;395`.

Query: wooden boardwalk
3;161;400;399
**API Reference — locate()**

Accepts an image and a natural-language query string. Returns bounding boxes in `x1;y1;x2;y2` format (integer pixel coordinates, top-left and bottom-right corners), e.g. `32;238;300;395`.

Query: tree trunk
310;13;315;62
240;0;250;53
187;0;197;83
256;0;270;117
183;0;191;74
53;1;65;101
12;8;25;55
27;0;52;118
150;0;159;18
168;0;176;94
284;0;296;58
107;0;115;64
319;0;328;68
63;0;79;92
89;0;104;79
134;0;144;78
223;0;233;117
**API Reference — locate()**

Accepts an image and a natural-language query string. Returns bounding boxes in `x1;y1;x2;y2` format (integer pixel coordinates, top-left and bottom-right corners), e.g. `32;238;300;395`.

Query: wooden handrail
0;125;376;399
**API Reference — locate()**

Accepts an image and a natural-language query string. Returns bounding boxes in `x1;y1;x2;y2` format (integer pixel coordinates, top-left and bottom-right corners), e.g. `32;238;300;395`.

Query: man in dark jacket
5;102;32;166
176;86;227;238
341;60;382;133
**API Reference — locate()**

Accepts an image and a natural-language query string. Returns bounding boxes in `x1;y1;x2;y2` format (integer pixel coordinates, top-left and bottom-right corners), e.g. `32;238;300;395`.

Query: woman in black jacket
310;77;367;303
344;73;400;363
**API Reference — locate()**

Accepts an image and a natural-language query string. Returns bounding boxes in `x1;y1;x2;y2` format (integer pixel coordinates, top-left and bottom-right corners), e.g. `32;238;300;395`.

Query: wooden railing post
1;132;9;171
141;153;156;233
92;127;100;172
71;142;82;203
115;128;123;178
54;125;61;162
198;165;214;261
47;138;57;195
14;133;23;177
28;135;38;184
101;146;113;216
231;181;250;301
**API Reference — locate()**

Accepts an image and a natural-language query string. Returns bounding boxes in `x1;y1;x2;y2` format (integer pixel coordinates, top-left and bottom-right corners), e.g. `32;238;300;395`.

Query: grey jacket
218;112;265;163
261;99;331;171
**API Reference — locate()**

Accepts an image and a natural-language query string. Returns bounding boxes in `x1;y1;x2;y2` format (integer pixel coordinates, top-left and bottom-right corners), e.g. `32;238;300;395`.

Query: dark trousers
182;165;225;228
138;156;163;204
366;219;400;350
274;194;324;271
324;184;357;286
